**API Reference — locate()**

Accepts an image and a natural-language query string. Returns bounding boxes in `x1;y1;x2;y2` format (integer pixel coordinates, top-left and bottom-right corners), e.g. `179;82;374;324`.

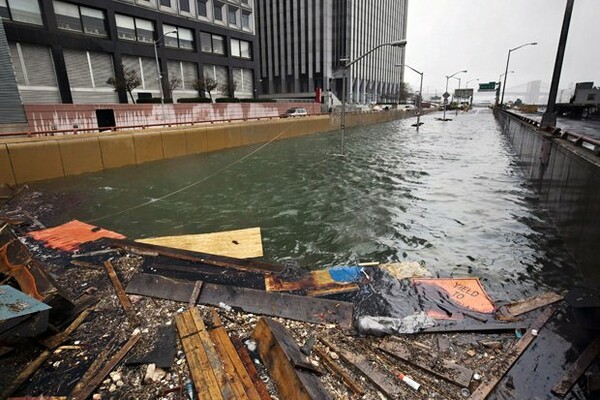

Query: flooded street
30;109;580;303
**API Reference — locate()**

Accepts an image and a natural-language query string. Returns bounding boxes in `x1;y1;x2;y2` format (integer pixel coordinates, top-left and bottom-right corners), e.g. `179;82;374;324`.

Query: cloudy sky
404;0;600;100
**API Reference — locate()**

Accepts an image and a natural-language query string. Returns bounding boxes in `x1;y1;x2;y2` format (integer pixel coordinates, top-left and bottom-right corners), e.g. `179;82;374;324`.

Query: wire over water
87;124;292;223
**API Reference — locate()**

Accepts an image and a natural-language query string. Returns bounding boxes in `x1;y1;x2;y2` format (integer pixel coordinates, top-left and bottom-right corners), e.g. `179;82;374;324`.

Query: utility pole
541;0;574;128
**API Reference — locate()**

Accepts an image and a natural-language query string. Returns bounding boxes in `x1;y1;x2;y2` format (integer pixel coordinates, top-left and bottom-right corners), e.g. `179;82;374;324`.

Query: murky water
30;108;580;301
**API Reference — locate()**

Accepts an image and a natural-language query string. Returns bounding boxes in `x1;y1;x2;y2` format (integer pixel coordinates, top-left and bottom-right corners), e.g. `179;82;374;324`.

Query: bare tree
398;81;414;103
107;65;142;104
192;76;218;101
168;77;181;99
219;78;237;98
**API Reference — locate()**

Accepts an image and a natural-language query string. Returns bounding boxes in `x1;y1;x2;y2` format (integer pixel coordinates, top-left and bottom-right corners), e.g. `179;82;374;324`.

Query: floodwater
29;108;581;303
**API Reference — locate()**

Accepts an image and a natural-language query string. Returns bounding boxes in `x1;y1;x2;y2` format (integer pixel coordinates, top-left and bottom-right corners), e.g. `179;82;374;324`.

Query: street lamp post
495;71;514;106
443;70;467;121
452;76;462;115
396;63;424;129
154;29;177;124
339;39;407;156
500;42;537;107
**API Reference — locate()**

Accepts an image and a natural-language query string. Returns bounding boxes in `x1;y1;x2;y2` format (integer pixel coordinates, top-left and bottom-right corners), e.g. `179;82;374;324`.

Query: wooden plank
320;337;403;399
126;273;354;328
470;305;557;400
551;336;600;397
419;321;525;334
109;238;283;273
501;292;563;317
188;281;203;308
103;261;135;321
378;339;473;387
70;331;141;400
0;350;51;400
313;346;365;396
136;227;263;259
39;309;91;350
70;336;120;396
265;269;360;297
251;317;331;400
230;336;272;400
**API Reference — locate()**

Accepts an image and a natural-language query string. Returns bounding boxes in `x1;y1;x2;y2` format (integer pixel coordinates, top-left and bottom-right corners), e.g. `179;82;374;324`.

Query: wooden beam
0;350;51;400
126;274;354;328
251;317;331;400
230;335;272;400
469;305;557;400
39;308;91;350
320;337;403;399
378;339;473;387
136;227;263;259
103;261;134;312
109;238;283;273
70;336;120;396
188;281;203;308
313;346;365;396
551;336;600;397
500;292;563;318
70;331;141;400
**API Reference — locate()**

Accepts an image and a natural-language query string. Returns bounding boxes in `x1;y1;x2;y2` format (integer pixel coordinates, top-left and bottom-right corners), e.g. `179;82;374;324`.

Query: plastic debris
356;312;436;336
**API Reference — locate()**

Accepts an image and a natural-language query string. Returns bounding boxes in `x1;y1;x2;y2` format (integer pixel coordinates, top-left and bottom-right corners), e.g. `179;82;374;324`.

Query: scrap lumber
551;335;600;397
126;273;354;328
378;339;473;387
136;227;263;259
103;261;134;317
27;220;125;252
313;346;365;396
209;318;262;399
188;280;203;308
175;307;233;400
109;238;283;273
70;331;141;400
230;336;272;400
70;336;120;396
420;321;525;334
1;310;91;399
500;292;563;317
469;305;557;400
251;317;331;400
265;268;360;297
320;337;403;399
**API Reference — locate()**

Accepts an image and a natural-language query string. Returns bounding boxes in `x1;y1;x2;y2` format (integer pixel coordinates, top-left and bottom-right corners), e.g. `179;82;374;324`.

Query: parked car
281;107;308;117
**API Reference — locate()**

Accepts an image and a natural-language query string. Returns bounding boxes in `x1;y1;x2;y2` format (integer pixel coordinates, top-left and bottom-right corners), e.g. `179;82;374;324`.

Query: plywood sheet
136;227;263;259
28;220;125;252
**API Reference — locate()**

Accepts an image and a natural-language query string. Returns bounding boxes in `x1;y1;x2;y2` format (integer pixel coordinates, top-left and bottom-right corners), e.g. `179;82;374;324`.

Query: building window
163;24;194;50
1;0;43;25
197;0;207;17
200;32;224;55
167;60;198;91
241;10;251;29
213;1;223;21
160;0;171;7
228;6;237;25
233;67;253;95
116;14;154;43
231;38;251;59
53;1;107;36
179;0;190;12
122;55;159;90
241;0;249;5
203;64;227;89
587;93;596;101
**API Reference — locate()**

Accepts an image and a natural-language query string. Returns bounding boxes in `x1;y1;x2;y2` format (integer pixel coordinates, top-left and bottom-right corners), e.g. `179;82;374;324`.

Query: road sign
454;89;474;99
442;92;450;99
478;82;496;92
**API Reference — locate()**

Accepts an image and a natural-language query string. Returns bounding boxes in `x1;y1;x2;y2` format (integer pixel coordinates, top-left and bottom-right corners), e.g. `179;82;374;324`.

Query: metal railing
502;109;600;157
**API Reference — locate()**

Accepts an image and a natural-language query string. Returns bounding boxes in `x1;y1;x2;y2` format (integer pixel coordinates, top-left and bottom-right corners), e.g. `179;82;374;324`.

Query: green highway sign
478;82;496;92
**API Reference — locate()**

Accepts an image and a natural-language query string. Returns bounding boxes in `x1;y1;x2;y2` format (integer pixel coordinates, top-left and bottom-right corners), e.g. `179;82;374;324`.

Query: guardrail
501;108;600;157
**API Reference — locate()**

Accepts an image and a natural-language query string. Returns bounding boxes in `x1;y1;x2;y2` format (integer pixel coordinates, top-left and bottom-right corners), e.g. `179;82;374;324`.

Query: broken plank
175;308;231;400
419;321;525;334
378;339;473;388
501;292;563;317
251;317;331;400
103;261;134;315
470;305;557;400
230;335;272;400
265;269;360;297
320;337;403;399
70;331;141;400
313;346;365;396
39;309;91;350
0;350;51;400
189;281;203;308
126;273;354;328
70;336;120;396
109;238;283;273
136;227;263;259
551;335;600;397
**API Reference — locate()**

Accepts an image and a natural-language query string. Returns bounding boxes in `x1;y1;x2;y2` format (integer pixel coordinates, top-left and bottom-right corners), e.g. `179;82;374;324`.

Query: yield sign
442;92;450;99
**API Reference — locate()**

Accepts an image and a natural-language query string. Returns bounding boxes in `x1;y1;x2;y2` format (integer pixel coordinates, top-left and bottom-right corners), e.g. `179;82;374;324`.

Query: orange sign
412;278;495;314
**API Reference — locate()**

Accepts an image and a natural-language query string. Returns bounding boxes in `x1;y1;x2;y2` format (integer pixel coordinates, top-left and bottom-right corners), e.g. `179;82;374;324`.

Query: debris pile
1;195;599;399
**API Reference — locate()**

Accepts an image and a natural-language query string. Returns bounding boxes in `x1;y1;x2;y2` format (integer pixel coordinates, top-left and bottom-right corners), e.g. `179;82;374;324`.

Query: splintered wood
176;307;262;400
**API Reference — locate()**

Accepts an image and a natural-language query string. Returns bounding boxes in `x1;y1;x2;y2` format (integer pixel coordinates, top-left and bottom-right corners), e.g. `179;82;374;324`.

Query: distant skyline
404;0;599;101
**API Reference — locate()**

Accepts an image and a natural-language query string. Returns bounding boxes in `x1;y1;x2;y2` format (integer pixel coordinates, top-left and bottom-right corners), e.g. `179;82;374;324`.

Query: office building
256;0;408;104
0;0;259;106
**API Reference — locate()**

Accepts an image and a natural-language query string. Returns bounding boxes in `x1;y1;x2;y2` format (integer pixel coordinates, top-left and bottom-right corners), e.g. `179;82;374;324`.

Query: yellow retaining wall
0;111;413;186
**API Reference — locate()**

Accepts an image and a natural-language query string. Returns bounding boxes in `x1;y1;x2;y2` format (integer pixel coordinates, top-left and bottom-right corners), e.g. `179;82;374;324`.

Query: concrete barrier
495;109;600;284
0;111;415;186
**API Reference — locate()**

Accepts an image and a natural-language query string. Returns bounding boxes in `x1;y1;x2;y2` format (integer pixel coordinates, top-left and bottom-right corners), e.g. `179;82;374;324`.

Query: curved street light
339;39;407;156
500;42;537;107
496;71;514;106
154;29;178;123
443;70;467;121
396;63;424;129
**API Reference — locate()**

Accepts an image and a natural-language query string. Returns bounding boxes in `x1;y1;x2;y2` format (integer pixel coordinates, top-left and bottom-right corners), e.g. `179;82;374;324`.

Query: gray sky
404;0;600;100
